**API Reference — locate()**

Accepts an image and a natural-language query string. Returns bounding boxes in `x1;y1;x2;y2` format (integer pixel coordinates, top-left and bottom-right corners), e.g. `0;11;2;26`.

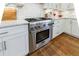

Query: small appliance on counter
25;17;54;53
2;7;16;21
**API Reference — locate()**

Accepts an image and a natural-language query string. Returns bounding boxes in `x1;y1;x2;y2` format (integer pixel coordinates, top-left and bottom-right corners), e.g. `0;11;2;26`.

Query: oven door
36;29;50;44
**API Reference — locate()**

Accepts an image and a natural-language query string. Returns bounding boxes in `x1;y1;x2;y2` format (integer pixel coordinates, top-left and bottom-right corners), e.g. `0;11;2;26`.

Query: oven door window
36;29;49;44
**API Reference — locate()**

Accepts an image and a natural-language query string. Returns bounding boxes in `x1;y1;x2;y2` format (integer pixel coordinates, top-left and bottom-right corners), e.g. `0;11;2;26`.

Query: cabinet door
61;3;74;10
57;20;64;33
56;3;62;10
53;20;64;38
43;3;53;9
43;3;61;10
72;20;79;36
3;32;29;56
64;19;72;34
0;38;3;56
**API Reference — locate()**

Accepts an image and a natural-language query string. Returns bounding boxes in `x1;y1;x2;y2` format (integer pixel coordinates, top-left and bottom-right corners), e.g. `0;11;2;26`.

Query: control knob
30;27;34;31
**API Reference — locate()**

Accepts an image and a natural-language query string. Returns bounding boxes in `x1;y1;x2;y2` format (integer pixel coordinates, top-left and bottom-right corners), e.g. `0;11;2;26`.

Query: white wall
0;3;5;23
17;3;44;20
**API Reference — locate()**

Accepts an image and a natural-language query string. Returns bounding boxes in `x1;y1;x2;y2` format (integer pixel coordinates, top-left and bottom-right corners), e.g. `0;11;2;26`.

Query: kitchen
0;3;79;56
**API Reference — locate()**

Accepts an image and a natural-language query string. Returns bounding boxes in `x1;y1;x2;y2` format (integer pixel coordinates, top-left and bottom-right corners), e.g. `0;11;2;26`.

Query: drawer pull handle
4;41;7;51
0;32;8;35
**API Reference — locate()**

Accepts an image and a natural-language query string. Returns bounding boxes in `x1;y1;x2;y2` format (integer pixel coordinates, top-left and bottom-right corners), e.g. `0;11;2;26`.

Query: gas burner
25;17;52;22
25;18;41;22
39;17;52;20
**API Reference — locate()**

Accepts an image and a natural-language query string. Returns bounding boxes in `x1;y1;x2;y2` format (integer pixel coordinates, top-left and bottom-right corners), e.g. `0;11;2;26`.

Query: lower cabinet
64;19;72;34
53;20;64;38
64;19;79;37
0;39;3;56
0;24;29;56
0;32;28;56
71;20;79;37
52;19;79;39
3;32;27;56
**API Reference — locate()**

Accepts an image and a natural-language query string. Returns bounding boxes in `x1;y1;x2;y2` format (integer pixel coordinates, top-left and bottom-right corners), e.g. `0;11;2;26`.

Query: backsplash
43;3;76;19
43;9;76;19
17;3;44;20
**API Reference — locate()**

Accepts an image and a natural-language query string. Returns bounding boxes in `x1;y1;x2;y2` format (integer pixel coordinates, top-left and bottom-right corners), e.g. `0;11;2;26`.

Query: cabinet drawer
53;31;62;38
53;23;61;27
53;26;63;38
0;25;27;37
3;32;27;41
54;20;61;23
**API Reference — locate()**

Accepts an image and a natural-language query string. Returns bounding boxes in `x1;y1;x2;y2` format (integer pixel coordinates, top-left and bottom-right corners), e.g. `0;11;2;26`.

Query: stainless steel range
25;18;53;53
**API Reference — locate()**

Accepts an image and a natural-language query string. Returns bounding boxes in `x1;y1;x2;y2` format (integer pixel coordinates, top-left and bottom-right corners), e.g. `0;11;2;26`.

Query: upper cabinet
42;3;76;18
43;3;74;11
5;3;24;8
61;3;74;11
43;3;61;10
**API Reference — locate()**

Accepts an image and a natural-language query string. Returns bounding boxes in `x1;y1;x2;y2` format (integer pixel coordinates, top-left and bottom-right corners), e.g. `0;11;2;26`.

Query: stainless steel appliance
25;18;53;53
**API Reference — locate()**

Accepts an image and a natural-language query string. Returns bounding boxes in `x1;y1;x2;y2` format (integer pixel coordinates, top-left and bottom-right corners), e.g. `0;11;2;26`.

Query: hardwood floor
30;33;79;56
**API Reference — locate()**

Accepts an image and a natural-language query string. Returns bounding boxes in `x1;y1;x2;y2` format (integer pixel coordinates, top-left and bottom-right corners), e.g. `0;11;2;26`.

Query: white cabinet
71;20;79;37
64;19;72;34
43;3;52;9
61;3;74;10
0;38;3;56
0;24;29;56
43;3;61;10
3;32;27;56
43;3;74;10
64;19;79;37
55;3;61;10
53;20;64;38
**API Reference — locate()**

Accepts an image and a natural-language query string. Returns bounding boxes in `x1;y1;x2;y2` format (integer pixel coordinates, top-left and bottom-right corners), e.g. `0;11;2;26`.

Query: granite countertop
0;20;29;28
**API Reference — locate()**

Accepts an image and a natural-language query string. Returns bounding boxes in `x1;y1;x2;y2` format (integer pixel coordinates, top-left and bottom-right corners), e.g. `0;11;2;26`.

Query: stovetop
25;18;41;22
25;17;52;22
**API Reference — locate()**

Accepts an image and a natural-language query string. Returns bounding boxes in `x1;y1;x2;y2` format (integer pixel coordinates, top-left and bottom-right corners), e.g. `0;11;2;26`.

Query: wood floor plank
30;33;79;56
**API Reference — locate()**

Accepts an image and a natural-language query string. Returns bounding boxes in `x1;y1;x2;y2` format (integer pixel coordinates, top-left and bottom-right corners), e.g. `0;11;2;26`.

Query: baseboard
52;32;65;39
63;32;79;39
52;32;79;39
